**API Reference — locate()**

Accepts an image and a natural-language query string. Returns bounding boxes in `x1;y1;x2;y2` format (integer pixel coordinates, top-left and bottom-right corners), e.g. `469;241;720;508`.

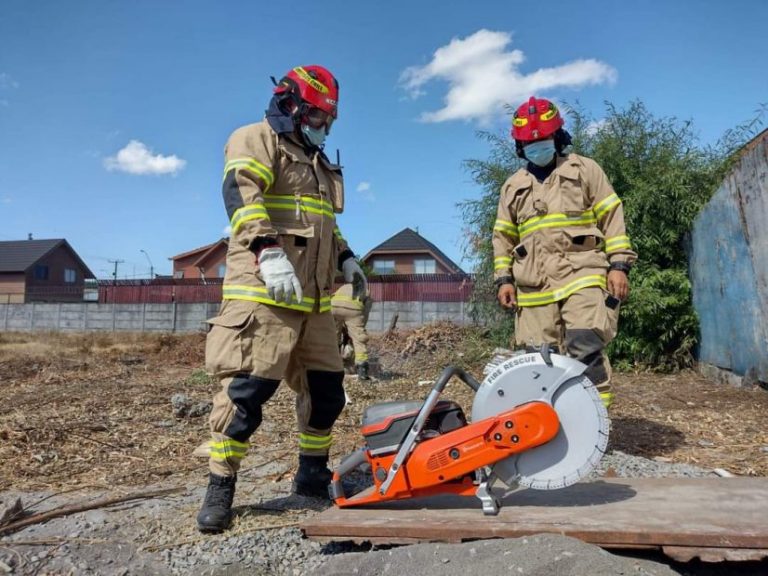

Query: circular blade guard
472;353;609;490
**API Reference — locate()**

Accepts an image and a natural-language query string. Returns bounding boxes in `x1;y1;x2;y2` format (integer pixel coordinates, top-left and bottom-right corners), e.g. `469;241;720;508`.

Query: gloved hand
342;257;368;299
258;247;303;305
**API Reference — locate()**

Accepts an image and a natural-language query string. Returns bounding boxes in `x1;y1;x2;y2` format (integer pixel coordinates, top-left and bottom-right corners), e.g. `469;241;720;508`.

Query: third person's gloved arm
341;255;368;299
258;247;303;305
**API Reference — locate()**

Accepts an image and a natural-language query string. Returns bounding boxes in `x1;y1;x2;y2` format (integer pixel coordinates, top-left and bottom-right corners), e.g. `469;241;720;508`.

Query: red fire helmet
274;65;339;119
511;96;564;142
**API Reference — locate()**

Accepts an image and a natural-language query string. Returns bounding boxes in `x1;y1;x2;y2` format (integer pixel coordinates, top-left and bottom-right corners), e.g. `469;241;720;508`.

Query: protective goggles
303;107;335;131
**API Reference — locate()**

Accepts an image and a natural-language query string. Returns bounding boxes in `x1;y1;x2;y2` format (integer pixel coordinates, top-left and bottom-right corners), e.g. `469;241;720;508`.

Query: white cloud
399;29;617;124
356;181;375;201
104;140;186;176
0;73;19;89
586;119;608;136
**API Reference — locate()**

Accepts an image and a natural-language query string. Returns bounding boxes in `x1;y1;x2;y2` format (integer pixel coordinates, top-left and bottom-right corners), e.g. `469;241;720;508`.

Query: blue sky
1;0;766;278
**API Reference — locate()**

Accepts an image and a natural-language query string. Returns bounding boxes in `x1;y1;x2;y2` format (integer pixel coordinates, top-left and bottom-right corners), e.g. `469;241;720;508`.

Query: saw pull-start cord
331;367;560;507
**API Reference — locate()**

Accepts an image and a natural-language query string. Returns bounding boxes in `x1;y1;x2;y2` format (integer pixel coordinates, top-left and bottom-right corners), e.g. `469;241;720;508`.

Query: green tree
461;100;765;370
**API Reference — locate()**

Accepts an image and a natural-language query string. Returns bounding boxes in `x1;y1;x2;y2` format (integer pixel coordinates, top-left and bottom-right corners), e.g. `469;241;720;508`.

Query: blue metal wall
689;130;768;381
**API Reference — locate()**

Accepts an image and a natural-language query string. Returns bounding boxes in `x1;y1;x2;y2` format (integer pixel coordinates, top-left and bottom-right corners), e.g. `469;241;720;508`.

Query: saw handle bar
376;366;480;496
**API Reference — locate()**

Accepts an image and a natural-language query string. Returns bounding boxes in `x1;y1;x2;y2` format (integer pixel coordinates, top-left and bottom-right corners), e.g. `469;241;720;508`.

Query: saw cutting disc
472;353;609;490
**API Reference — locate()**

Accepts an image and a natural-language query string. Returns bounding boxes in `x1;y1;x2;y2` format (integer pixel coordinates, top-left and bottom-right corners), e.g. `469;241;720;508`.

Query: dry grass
1;327;766;493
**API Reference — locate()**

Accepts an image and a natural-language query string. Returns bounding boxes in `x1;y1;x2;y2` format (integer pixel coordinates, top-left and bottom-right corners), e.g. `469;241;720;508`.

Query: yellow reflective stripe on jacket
263;194;335;218
494;256;513;271
332;294;363;309
223;284;332;312
230;202;270;233
519;210;596;238
298;432;333;450
517;274;607;307
333;226;344;241
605;234;632;253
355;352;369;362
493;219;520;240
209;438;249;461
224;158;275;190
594;193;621;220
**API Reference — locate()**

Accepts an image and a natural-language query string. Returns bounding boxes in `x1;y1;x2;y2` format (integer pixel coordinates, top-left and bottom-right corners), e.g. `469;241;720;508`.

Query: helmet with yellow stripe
511;96;564;142
274;65;339;133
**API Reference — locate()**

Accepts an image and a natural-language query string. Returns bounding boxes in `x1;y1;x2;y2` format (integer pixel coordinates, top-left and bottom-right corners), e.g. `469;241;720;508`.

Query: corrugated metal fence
689;130;768;383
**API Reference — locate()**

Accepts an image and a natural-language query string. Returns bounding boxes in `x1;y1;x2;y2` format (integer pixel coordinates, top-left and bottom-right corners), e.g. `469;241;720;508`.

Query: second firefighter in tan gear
198;65;367;534
493;97;637;409
331;282;373;380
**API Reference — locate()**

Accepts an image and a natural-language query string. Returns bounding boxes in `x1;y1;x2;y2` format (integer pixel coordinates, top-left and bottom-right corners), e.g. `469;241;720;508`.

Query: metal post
172;301;177;333
57;302;62;331
30;302;35;331
83;303;88;331
3;304;8;331
112;303;116;332
141;302;147;333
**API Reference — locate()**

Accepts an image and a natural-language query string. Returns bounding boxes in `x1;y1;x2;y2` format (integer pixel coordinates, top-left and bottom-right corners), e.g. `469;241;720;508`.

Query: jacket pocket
205;301;256;376
558;174;587;215
511;239;543;288
563;228;605;252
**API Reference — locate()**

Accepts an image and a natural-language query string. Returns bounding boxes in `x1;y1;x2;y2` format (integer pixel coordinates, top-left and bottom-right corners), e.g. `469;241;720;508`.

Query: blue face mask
523;140;556;167
301;123;327;148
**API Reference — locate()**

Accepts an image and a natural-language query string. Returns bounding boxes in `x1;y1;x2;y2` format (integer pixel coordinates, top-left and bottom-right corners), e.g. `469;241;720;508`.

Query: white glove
342;257;368;299
258;247;303;305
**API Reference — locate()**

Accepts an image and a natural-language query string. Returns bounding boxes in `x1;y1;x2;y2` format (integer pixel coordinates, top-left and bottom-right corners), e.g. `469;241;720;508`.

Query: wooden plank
302;478;768;551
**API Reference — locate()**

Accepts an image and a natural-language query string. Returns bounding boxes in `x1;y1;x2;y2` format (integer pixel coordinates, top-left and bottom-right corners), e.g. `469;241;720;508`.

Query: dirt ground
0;326;767;573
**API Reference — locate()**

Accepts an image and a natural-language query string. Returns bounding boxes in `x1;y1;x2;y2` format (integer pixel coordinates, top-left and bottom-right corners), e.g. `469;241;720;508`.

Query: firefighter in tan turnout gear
197;65;367;533
493;96;637;410
331;281;373;380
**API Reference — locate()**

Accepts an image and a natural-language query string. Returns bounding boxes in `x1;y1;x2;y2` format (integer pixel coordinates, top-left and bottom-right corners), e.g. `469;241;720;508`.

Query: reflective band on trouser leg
596;381;614;409
298;432;333;452
209;435;249;476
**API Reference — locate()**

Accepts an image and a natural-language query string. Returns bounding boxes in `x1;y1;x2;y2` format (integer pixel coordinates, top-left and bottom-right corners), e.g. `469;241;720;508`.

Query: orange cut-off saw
330;349;609;514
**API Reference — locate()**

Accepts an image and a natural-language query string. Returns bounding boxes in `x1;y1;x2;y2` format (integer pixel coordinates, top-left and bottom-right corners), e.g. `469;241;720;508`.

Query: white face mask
301;123;327;147
523;140;556;167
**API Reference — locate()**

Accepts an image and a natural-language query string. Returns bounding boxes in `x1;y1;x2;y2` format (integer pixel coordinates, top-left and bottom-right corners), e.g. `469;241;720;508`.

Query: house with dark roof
362;228;465;276
0;238;95;303
170;239;228;279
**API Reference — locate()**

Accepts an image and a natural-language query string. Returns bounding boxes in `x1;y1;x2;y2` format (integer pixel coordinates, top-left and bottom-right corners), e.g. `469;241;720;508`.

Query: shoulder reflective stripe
494;256;513;271
209;439;249;461
520;210;596;237
224;158;275;189
605;234;632;253
230;203;270;233
517;275;606;307
594;193;621;220
298;432;333;449
223;285;332;313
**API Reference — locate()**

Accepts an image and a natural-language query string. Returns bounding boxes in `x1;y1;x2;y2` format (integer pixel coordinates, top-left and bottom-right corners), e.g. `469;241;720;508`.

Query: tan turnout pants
514;287;619;408
205;300;345;477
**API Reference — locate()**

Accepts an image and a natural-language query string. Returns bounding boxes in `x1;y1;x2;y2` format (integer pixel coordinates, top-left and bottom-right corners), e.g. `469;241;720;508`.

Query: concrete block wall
0;301;468;334
0;303;221;333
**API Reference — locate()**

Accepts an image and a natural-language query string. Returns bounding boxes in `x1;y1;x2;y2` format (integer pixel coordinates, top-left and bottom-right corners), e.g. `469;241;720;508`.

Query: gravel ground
3;450;755;576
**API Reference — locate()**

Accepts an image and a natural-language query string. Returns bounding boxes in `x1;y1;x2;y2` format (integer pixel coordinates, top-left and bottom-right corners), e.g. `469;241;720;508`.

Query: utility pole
108;259;124;280
140;250;154;279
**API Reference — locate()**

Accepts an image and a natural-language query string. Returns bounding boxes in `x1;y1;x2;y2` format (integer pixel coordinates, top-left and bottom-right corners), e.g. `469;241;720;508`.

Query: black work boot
356;361;371;381
291;455;332;499
197;473;236;533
